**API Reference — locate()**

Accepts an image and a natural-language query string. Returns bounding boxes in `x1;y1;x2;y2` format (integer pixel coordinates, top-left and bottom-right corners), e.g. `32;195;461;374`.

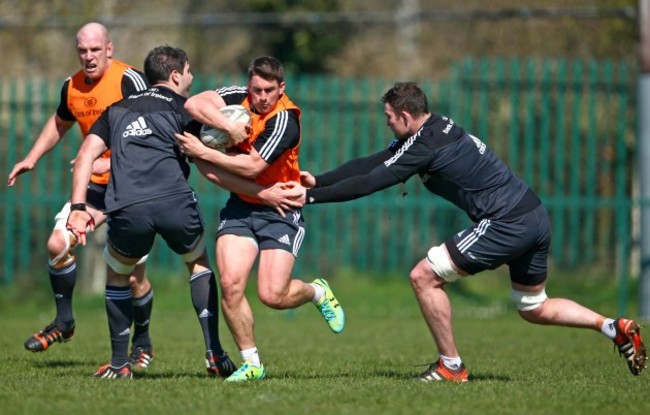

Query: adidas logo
134;319;150;327
118;328;131;337
199;309;213;319
278;234;291;246
123;116;152;137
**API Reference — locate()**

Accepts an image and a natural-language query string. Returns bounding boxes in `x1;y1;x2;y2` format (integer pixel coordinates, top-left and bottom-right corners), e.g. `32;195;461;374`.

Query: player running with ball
175;56;345;382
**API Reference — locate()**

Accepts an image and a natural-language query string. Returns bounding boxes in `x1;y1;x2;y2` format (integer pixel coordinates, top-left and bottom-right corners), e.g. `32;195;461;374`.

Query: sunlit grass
0;270;647;415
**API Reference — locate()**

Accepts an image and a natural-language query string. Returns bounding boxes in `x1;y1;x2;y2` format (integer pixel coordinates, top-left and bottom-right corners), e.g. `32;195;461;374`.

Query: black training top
89;86;201;213
306;113;540;222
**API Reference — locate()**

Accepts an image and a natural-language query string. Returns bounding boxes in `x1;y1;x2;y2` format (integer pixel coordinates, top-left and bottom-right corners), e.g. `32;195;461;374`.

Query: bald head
76;22;110;45
75;22;114;82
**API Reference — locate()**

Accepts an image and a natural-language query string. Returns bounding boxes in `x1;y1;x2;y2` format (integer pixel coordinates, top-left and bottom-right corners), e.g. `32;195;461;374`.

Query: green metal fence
0;58;636;292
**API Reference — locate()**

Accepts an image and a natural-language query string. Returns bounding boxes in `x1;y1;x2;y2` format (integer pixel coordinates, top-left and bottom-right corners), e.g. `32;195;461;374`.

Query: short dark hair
144;45;188;85
248;56;284;83
381;82;429;117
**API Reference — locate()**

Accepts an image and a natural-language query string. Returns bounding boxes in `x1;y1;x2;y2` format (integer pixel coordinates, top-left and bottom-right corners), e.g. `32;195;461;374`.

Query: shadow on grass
467;373;513;382
373;369;417;380
27;360;210;380
132;371;361;381
264;370;358;380
25;360;513;383
131;371;218;380
31;359;90;369
372;369;513;382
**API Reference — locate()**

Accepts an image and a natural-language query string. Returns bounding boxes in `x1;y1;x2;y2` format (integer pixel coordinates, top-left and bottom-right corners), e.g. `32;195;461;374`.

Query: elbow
184;97;201;118
196;162;223;186
183;96;208;121
237;159;266;180
234;163;264;180
244;157;269;180
76;151;95;165
203;172;223;186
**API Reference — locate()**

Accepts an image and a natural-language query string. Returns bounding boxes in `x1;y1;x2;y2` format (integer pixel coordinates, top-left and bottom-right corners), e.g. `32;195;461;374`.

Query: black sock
105;285;133;368
131;288;153;350
48;262;76;330
190;270;224;356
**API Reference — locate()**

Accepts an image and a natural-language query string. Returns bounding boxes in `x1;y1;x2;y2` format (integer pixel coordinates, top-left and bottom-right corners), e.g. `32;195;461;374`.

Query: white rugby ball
199;104;251;151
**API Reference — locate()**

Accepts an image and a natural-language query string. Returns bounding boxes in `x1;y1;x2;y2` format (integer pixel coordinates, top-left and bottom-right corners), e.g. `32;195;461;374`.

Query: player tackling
290;81;647;381
65;45;241;379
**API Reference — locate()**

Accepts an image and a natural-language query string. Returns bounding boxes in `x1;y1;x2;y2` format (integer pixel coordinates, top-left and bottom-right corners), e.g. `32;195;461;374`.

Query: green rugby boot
224;361;266;382
313;278;345;334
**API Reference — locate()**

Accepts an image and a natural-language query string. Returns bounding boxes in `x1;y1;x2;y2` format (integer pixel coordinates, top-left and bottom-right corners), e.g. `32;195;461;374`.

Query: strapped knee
510;288;547;311
103;245;136;275
426;245;461;282
48;230;78;269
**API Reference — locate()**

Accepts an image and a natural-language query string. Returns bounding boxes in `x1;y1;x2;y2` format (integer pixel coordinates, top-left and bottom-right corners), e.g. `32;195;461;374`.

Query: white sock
310;282;326;304
601;318;617;339
439;354;462;371
241;347;261;367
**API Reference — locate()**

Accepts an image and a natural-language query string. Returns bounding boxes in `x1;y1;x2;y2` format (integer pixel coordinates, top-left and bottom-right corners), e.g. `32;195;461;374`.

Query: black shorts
445;204;551;286
86;182;107;211
107;192;204;259
217;195;305;256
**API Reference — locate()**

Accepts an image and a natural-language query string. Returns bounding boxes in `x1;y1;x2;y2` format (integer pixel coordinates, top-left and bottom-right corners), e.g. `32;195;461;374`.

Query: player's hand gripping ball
199;104;251;152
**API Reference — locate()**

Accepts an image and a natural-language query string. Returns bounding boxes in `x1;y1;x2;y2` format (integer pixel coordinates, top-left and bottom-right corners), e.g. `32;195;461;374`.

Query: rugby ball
199;104;251;151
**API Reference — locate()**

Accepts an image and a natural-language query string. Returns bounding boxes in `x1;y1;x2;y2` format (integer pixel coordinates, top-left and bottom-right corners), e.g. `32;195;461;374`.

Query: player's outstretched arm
299;171;316;188
306;163;400;204
7;114;74;186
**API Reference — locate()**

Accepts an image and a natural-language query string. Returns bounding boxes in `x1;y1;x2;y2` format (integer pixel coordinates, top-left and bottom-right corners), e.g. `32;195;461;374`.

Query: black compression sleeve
315;149;393;187
306;164;400;204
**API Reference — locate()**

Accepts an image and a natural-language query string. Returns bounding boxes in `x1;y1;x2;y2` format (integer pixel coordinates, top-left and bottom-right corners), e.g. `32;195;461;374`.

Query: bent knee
514;293;548;324
128;275;150;293
47;231;68;257
258;290;287;309
409;259;446;289
409;263;429;285
220;278;246;305
510;288;547;312
518;306;546;323
128;264;147;283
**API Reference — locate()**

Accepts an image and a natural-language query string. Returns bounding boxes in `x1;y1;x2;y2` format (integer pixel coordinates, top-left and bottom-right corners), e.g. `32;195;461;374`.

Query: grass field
1;270;648;415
